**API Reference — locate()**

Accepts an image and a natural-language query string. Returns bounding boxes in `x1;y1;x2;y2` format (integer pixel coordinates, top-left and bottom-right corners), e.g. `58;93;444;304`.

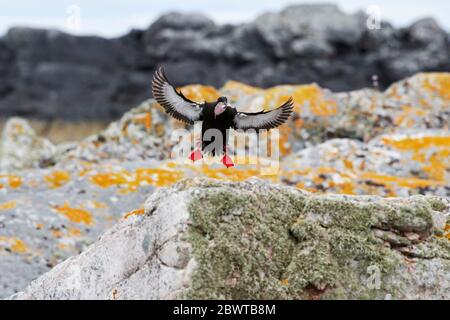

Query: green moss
184;187;301;299
394;198;434;232
182;181;449;300
424;196;448;212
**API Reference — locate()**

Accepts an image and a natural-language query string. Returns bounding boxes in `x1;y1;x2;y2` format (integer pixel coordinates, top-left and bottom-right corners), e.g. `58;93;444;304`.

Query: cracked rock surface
10;178;449;300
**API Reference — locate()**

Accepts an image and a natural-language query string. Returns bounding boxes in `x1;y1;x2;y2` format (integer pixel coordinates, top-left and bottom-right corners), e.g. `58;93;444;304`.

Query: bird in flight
152;67;294;167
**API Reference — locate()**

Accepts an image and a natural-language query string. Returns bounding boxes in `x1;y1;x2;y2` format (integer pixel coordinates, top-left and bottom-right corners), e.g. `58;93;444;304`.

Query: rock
253;4;366;59
0;27;149;120
408;18;447;46
378;19;450;83
0;72;448;299
0;118;56;171
0;5;449;120
10;178;450;300
0;159;168;298
221;72;450;153
57;99;174;164
282;129;450;197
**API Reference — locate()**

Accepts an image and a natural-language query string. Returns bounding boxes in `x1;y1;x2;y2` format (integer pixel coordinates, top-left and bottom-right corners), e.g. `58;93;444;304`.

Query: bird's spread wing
233;97;294;131
152;67;203;124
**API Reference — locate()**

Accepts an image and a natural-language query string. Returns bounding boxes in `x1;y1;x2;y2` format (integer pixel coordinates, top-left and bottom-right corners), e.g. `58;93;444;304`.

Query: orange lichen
292;85;337;116
381;135;450;181
295;182;318;193
51;229;64;238
382;135;450;150
78;168;92;177
89;200;108;209
221;81;262;97
0;174;22;189
133;112;153;130
261;84;337;117
89;167;183;191
53;203;93;225
343;159;354;170
166;161;178;168
177;84;220;103
0;237;28;253
422;73;450;101
8;175;22;188
278;124;292;155
44;170;71;188
35;223;44;230
68;227;82;237
0;200;16;211
57;243;69;250
9;122;25;135
285;163;445;196
444;224;450;240
338;181;355;195
421;149;450;181
198;165;276;182
280;279;289;286
393;105;428;127
124;208;145;219
437;224;450;240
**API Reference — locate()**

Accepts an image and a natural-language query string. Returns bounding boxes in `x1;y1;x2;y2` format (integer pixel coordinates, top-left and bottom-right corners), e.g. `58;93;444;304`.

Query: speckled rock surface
282;130;450;197
0;118;57;171
10;178;449;300
0;161;159;298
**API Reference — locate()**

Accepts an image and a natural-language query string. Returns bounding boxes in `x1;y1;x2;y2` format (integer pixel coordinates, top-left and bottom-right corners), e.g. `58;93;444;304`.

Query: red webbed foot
221;154;234;168
189;149;203;162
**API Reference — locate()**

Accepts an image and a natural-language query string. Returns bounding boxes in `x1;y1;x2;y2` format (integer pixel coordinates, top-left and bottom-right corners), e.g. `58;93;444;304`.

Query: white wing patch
152;67;203;124
233;98;294;130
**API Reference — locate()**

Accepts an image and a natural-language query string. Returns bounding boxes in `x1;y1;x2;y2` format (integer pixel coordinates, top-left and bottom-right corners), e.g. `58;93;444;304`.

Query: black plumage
152;67;294;159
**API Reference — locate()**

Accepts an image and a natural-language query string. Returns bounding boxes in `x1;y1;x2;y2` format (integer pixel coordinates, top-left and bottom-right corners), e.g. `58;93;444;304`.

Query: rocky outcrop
50;72;449;160
10;179;450;300
282;131;450;197
0;118;57;170
0;4;449;120
0;72;448;299
0;159;161;298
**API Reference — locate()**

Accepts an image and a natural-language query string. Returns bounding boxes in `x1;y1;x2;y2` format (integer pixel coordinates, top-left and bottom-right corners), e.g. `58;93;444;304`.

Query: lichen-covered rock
10;178;450;300
0;160;167;298
57;100;174;165
223;73;450;154
48;73;450;163
1;72;449;299
0;118;56;171
3;73;449;168
282;130;450;197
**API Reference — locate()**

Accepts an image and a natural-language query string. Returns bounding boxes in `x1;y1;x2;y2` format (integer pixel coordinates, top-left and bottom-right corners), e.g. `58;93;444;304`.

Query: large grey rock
0;4;449;120
10;178;450;300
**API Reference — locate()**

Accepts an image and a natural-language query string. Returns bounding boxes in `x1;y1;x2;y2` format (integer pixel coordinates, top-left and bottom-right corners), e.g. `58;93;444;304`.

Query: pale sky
0;0;449;37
